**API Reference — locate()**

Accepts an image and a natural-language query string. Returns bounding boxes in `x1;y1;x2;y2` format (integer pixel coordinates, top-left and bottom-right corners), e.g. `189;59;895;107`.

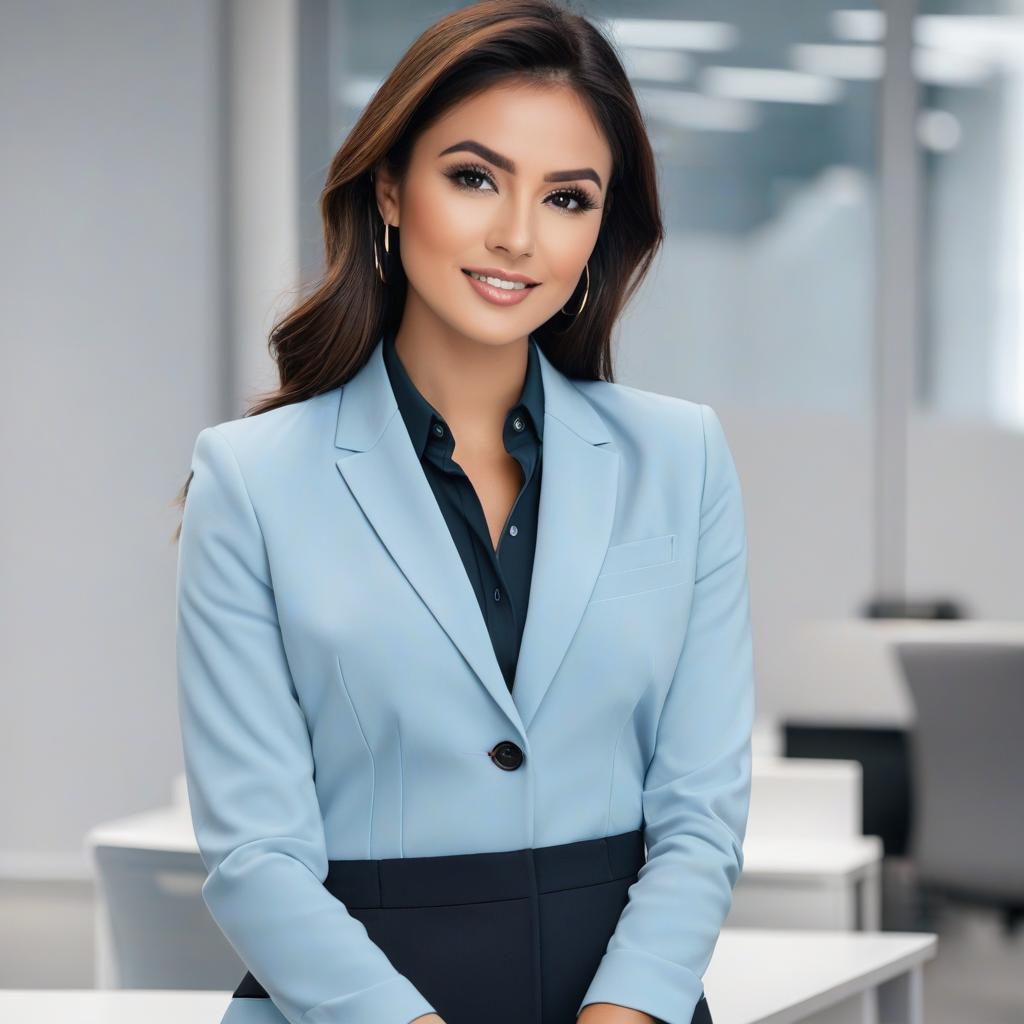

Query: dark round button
489;740;524;771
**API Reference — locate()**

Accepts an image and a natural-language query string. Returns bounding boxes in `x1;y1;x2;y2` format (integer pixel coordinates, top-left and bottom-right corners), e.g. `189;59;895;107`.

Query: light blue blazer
176;333;756;1024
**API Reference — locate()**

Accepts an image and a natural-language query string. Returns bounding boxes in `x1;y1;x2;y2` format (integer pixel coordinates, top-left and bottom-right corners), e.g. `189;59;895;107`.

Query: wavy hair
172;0;663;540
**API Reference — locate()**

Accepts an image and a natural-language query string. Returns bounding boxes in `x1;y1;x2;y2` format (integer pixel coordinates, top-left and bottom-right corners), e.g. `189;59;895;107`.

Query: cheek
401;182;479;271
539;222;598;293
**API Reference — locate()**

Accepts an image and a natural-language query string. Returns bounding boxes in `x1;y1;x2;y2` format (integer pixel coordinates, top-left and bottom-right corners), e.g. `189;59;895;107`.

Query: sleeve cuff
299;975;437;1024
577;946;705;1024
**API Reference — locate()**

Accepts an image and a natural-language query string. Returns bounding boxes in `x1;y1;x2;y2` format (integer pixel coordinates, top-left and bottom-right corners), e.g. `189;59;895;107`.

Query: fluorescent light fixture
603;18;738;52
915;15;1024;64
831;9;884;43
699;66;844;104
636;85;759;132
789;42;993;86
832;11;1024;66
790;43;883;80
914;48;994;87
621;46;693;84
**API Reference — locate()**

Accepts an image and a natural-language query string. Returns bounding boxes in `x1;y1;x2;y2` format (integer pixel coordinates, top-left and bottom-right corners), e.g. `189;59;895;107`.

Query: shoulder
191;387;342;486
569;377;715;457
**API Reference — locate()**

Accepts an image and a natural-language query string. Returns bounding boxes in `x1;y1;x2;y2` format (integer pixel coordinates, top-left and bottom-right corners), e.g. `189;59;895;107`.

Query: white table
781;618;1024;727
706;928;937;1024
732;836;884;931
0;929;936;1023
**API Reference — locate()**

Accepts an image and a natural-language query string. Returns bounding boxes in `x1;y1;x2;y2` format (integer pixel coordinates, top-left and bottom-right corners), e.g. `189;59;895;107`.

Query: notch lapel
511;341;618;731
334;335;618;741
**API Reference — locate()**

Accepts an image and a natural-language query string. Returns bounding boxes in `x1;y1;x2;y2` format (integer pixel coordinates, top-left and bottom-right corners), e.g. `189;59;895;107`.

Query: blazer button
489;740;524;770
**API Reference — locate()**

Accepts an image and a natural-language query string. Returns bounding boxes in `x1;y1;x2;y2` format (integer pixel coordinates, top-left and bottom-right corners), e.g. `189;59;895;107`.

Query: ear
372;163;401;229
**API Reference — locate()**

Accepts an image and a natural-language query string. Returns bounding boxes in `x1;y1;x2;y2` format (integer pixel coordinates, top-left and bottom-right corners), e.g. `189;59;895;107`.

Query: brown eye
445;163;497;193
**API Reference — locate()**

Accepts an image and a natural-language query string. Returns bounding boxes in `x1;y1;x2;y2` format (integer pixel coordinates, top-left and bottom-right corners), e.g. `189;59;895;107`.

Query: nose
486;194;534;260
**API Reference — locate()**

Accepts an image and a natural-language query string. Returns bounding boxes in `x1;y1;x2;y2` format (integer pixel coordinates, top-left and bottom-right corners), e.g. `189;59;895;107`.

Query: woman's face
375;81;613;348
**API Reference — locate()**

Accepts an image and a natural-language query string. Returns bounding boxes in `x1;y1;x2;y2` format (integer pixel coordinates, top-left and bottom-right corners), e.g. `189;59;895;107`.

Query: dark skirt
233;828;713;1024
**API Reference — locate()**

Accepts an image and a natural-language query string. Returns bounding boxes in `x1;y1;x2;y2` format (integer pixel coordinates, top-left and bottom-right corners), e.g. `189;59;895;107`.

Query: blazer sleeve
175;426;437;1024
577;404;755;1024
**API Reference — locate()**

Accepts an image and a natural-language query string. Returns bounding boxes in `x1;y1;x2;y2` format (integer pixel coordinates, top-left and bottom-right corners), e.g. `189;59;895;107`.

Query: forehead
417;82;613;179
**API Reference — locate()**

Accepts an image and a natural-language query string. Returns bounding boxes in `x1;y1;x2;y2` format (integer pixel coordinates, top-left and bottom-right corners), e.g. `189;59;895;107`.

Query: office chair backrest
894;641;1024;902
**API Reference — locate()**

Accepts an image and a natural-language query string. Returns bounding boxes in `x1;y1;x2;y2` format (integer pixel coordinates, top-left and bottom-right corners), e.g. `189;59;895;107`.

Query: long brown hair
172;0;663;540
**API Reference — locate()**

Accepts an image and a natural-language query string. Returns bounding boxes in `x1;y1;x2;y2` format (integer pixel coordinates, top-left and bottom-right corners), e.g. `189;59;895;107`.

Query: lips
461;267;540;287
462;267;539;306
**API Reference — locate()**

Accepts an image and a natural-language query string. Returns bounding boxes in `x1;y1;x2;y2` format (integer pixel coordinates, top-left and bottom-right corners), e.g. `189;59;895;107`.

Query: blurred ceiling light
790;43;993;86
831;9;884;43
914;48;993;87
699;66;844;104
621;46;693;83
603;18;738;52
915;15;1024;65
917;109;961;152
832;11;1024;66
636;85;759;132
790;42;883;80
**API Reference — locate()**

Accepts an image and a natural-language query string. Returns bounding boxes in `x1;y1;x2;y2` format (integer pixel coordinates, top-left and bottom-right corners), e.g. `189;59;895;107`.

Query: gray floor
882;857;1024;1024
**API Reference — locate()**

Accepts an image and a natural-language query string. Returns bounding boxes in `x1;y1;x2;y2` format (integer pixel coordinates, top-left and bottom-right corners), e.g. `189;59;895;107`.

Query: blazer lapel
511;340;618;731
334;334;618;740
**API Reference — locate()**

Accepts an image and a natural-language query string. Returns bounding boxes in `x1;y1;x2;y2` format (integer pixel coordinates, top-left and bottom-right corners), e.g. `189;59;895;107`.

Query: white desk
731;836;884;931
782;618;1024;727
0;929;936;1023
706;928;936;1024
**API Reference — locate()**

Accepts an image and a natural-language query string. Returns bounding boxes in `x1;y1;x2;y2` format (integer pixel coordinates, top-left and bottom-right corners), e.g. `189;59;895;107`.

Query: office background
1;1;1022;1022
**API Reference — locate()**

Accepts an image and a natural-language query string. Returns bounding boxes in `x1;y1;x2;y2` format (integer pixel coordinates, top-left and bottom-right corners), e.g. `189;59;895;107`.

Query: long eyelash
443;161;599;214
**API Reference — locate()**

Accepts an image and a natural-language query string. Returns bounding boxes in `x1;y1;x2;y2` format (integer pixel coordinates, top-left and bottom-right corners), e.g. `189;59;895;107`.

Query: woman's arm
576;404;755;1024
177;427;438;1024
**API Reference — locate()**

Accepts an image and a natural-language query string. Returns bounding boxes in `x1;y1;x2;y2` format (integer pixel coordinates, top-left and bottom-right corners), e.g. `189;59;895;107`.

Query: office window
324;0;879;413
915;0;1024;426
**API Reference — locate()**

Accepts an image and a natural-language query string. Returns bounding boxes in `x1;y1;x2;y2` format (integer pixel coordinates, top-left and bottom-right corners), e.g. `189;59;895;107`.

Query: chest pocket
589;533;680;603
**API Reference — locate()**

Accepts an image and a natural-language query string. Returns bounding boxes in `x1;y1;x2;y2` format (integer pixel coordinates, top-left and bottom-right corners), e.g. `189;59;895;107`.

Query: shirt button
433;423;444;437
493;587;501;602
513;417;524;431
509;524;518;537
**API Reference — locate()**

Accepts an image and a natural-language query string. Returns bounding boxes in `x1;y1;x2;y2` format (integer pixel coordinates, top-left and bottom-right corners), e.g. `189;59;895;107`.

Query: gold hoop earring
373;221;390;284
561;262;589;317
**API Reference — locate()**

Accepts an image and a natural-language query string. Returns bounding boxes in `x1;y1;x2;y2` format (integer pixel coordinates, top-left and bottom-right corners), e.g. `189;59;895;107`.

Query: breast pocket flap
598;533;675;576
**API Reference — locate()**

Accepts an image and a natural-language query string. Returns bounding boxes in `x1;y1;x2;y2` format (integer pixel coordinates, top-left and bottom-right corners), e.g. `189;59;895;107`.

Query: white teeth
467;270;529;290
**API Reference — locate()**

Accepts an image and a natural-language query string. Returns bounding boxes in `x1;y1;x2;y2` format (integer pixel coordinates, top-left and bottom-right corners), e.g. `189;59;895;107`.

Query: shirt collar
382;326;545;460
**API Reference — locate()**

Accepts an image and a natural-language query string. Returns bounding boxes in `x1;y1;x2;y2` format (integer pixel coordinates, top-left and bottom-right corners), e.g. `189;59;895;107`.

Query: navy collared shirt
382;326;544;694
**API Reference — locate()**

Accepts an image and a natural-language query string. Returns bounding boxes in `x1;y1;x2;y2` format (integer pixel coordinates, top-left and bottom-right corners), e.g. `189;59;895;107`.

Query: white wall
0;0;228;873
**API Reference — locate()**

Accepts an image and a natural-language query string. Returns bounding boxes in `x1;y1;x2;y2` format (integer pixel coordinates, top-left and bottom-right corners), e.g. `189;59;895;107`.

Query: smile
463;269;537;291
461;268;540;307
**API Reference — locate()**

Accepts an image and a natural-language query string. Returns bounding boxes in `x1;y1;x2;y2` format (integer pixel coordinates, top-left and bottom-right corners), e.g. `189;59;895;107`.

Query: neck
392;296;530;453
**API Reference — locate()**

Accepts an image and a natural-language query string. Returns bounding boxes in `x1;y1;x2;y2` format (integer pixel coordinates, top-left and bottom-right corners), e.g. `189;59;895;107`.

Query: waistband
322;828;645;909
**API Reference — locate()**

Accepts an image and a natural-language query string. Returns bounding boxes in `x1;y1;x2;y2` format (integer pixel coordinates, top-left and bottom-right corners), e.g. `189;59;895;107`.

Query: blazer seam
397;716;404;857
607;687;647;836
335;654;376;859
645;407;709;776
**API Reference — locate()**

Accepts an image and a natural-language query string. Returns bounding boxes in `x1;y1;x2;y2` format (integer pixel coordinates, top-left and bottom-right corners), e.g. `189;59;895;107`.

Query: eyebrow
438;139;603;190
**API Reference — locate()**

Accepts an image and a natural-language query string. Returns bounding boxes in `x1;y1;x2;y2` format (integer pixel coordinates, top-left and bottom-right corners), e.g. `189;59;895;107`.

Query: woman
174;2;755;1023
